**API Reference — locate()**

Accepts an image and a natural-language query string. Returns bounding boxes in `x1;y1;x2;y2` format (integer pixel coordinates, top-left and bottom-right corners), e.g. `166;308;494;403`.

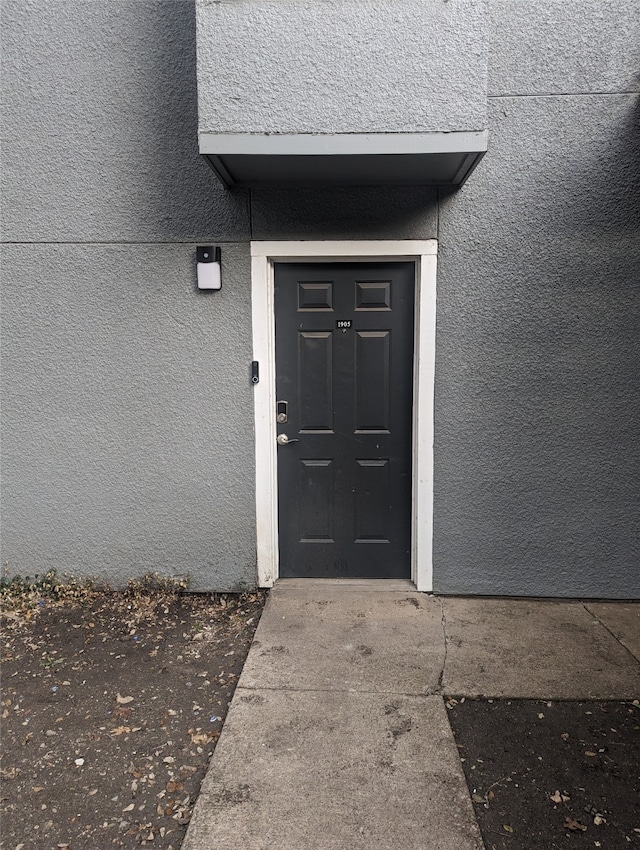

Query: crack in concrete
581;601;640;665
436;597;448;695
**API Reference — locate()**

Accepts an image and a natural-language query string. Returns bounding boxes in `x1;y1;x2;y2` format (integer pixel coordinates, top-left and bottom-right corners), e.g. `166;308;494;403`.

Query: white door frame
251;240;437;592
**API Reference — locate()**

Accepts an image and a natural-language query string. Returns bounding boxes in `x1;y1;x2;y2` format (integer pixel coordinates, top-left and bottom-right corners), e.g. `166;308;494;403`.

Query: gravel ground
1;578;265;850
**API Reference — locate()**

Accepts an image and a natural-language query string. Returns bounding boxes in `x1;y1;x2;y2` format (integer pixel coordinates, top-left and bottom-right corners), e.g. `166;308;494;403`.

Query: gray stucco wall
2;244;256;590
251;187;438;241
1;0;256;590
3;0;639;597
196;0;487;135
489;0;640;97
2;0;248;243
433;0;640;597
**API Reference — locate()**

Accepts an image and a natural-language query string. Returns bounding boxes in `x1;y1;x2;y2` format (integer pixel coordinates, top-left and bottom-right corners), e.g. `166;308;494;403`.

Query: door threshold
273;578;419;592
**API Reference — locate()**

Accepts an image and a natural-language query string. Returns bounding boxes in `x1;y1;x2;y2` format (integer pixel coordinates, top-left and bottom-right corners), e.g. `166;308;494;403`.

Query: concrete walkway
183;580;640;850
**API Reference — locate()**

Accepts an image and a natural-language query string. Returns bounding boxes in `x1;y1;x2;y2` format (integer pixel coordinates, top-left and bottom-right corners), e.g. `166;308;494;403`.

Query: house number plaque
336;320;352;329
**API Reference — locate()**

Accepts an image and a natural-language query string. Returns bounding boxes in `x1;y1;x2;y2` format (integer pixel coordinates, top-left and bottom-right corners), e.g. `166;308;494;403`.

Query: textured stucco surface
2;0;257;589
3;0;640;597
1;0;249;242
251;186;438;240
434;94;640;597
1;244;256;590
489;0;640;96
196;0;488;135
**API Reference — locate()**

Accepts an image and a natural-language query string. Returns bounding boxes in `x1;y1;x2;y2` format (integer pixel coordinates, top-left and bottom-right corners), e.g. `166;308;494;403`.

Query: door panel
355;459;391;543
299;460;334;542
355;330;391;432
299;332;333;431
275;261;415;579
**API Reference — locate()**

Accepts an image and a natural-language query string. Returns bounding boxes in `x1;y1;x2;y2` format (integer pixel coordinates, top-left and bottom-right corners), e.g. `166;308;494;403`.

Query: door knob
277;434;299;446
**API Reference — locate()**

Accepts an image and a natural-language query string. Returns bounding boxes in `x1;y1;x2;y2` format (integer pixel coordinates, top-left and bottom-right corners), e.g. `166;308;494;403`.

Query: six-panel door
274;262;415;578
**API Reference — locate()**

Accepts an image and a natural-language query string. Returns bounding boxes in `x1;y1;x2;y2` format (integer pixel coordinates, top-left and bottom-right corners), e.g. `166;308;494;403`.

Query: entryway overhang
195;0;489;190
199;130;488;188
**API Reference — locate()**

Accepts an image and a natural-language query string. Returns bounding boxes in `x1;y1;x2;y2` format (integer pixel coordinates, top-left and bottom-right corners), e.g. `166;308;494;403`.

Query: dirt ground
448;698;640;850
0;577;265;850
4;581;640;850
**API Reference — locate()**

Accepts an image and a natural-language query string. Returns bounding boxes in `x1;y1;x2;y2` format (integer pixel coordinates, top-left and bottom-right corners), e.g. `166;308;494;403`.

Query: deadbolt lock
276;400;288;424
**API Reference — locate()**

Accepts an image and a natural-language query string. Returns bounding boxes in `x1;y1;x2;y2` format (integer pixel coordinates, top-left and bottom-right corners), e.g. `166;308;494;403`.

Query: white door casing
251;240;437;592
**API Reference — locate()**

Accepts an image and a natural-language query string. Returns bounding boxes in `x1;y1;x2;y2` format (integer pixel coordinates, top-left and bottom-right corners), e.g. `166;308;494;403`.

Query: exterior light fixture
197;246;221;290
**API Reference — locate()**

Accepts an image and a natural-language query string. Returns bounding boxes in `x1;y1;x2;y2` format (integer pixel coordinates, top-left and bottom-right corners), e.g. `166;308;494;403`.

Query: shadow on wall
142;0;249;240
2;0;249;242
432;90;640;596
117;0;249;241
567;92;640;245
144;1;447;243
249;184;439;242
145;0;438;242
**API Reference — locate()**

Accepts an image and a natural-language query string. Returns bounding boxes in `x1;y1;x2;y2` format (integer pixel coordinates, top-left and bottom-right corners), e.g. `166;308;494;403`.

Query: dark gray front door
274;262;415;579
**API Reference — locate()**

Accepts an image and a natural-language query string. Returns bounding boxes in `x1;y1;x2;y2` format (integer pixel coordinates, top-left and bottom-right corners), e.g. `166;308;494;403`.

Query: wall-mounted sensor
197;246;221;290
